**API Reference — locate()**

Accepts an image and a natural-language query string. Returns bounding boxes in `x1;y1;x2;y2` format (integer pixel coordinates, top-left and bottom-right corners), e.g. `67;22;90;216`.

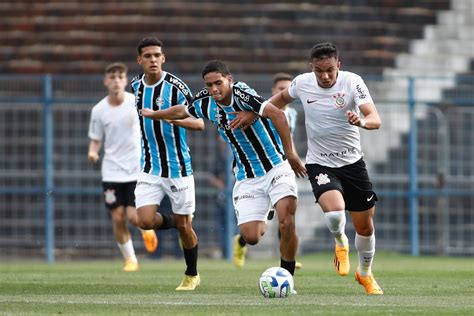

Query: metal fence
0;74;473;263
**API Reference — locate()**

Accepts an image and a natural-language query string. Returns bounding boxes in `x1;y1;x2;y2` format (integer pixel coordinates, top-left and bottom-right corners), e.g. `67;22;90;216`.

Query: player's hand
229;111;259;131
346;110;366;128
87;151;100;164
286;152;307;178
140;108;157;119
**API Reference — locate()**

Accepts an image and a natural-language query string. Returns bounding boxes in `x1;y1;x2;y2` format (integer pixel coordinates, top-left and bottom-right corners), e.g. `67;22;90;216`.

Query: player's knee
355;225;374;236
278;215;295;233
244;235;260;245
175;221;191;235
137;216;153;230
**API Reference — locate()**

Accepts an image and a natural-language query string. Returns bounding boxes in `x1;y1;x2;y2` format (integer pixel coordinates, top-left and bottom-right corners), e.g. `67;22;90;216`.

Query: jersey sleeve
185;90;205;119
352;75;373;106
177;84;194;106
233;82;267;115
287;77;299;99
88;107;104;141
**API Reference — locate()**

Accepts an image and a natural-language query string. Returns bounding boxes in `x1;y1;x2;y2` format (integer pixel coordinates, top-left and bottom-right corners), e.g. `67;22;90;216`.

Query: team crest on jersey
315;173;330;186
332;93;346;108
104;189;116;204
155;97;164;107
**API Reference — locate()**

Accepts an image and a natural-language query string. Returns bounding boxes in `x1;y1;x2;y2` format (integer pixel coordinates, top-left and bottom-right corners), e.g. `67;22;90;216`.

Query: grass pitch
0;252;473;315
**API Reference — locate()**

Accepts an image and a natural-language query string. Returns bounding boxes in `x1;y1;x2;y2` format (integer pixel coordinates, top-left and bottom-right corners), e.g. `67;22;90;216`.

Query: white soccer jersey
288;70;373;167
88;92;141;182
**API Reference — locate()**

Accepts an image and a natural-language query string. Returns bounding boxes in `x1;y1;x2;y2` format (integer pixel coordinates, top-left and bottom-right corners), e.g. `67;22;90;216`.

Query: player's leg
134;175;176;231
164;175;200;291
231;176;269;268
124;181;157;253
110;205;139;272
103;182;139;272
267;161;299;276
306;163;350;276
274;196;298;276
343;158;383;295
350;207;382;295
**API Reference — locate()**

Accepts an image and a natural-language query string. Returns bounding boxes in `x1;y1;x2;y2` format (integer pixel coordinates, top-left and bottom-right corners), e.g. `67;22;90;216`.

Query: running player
88;62;158;272
131;37;204;291
141;60;306;285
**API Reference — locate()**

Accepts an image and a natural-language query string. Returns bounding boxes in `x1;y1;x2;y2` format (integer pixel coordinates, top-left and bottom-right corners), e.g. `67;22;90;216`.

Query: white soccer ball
258;267;294;298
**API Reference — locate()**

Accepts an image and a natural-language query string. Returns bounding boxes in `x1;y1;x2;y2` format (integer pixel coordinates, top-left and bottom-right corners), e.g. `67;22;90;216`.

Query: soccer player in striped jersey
141;60;306;284
261;42;383;295
131;37;204;291
88;62;158;273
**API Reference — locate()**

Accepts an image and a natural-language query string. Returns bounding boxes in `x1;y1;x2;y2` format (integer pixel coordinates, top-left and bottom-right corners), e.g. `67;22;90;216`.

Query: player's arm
268;88;295;109
262;102;307;178
165;117;205;131
346;102;381;130
87;139;102;164
229;88;296;130
140;105;190;120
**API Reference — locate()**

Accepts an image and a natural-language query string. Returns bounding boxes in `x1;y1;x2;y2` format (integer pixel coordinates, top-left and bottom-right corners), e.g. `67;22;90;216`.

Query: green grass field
1;252;473;315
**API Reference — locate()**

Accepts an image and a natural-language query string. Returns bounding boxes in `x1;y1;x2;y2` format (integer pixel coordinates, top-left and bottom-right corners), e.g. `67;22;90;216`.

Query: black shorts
102;181;137;210
306;158;377;212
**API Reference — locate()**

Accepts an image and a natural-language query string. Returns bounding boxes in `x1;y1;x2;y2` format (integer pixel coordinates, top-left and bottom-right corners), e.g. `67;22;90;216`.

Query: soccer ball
258;267;294;298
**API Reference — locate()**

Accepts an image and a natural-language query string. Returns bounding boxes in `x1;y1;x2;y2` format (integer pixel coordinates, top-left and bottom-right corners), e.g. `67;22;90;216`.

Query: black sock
281;258;296;276
238;235;247;247
157;213;175;230
183;244;198;276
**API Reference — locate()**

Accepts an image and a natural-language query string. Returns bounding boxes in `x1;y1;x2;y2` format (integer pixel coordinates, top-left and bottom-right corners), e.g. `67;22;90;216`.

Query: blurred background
0;0;472;262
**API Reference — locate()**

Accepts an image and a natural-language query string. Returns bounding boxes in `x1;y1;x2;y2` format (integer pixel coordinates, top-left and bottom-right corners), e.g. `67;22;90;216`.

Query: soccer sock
238;235;247;247
118;238;137;263
280;258;296;276
157;213;176;230
324;210;349;247
355;233;375;276
183;244;198;276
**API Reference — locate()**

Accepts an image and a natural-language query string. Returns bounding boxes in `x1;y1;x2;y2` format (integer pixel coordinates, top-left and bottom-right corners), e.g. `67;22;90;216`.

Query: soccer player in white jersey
87;63;158;272
141;60;306;286
132;37;205;291
233;42;383;295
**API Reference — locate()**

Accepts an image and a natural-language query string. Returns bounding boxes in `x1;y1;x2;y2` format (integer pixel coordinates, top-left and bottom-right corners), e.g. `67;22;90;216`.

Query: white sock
118;238;137;263
355;233;375;276
324;210;349;247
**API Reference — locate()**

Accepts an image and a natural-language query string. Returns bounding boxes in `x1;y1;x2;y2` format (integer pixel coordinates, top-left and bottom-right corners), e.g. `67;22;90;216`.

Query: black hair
202;60;231;78
310;42;338;61
137;37;163;55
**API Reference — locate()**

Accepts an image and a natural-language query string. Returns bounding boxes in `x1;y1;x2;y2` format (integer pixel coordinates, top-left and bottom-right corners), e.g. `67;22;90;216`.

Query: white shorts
134;172;195;215
233;161;297;225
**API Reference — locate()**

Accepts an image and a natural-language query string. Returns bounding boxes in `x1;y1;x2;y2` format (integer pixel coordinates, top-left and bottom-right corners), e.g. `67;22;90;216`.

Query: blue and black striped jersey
131;72;194;178
186;82;286;181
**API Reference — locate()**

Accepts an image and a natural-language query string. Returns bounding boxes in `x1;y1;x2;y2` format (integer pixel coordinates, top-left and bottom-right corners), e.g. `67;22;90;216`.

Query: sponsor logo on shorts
367;194;374;202
104;189;116;204
184;201;194;208
137;181;152;187
234;194;255;203
315;173;330;186
270;173;291;186
170;185;189;193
